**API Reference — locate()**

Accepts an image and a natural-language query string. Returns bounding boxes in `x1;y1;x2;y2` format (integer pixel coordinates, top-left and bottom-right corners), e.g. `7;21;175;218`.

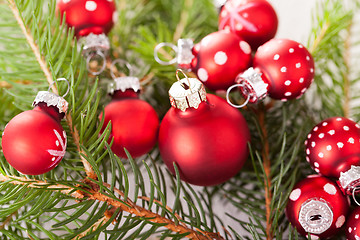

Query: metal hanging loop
226;83;251;108
154;42;178;65
110;59;134;79
175;69;192;91
86;50;107;76
48;78;70;97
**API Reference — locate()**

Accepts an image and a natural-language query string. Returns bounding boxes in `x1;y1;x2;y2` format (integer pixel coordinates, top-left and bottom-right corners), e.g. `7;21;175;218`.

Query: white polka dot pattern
85;1;97;11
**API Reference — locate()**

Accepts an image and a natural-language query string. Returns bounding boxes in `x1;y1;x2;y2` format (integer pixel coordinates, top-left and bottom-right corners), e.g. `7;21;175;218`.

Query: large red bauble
2;107;67;175
253;38;315;101
191;30;252;91
219;0;278;50
57;0;116;37
346;207;360;239
100;95;159;159
285;175;349;239
159;94;250;186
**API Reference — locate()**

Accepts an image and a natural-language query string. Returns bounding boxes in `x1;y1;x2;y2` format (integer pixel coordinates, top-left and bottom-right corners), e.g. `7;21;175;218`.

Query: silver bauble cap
169;71;207;112
108;76;141;94
339;165;360;194
236;67;268;103
298;199;333;235
33;91;68;114
78;33;110;56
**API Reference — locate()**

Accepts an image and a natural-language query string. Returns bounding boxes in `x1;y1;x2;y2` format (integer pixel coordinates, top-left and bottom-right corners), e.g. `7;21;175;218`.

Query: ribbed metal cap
236;67;269;103
298;199;333;235
169;70;207;112
78;33;110;56
108;76;141;94
33;91;68;114
339;165;360;195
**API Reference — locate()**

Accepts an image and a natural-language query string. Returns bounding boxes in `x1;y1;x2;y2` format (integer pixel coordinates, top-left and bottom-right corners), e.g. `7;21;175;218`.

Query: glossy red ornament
346;207;360;239
2;91;68;175
229;39;314;106
158;70;250;186
219;0;278;50
305;117;360;195
57;0;116;37
286;175;349;239
99;76;159;159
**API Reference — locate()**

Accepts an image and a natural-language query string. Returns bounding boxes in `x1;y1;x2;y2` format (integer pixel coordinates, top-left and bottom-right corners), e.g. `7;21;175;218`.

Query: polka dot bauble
219;0;278;50
2;91;68;175
191;30;252;91
305;117;360;195
286;175;349;239
346;207;360;240
231;38;314;105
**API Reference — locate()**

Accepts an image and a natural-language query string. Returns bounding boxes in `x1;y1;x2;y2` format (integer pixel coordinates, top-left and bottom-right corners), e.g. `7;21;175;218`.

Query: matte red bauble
219;0;278;50
158;70;250;186
154;30;252;91
228;39;314;107
100;75;159;159
2;91;68;175
346;207;360;239
305;117;360;195
286;175;349;239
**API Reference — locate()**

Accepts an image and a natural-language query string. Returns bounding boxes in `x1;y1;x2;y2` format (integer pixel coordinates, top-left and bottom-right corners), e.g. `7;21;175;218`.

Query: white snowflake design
47;129;67;162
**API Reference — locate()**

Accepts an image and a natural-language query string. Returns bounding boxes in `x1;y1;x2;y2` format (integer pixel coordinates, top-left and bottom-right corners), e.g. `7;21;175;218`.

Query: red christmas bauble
286;175;349;239
305;117;360;195
159;74;250;186
346;207;360;239
191;30;252;91
2;92;68;175
253;38;315;101
100;90;159;159
57;0;116;37
219;0;278;50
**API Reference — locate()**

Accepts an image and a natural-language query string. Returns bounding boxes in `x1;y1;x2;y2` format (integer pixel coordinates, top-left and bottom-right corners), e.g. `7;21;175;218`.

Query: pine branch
6;0;97;180
7;0;56;94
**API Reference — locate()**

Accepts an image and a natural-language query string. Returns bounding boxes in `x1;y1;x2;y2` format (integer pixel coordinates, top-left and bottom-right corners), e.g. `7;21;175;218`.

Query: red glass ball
305;117;360;178
219;0;278;50
346;207;360;239
100;97;159;158
191;30;252;91
57;0;116;37
2;108;67;175
286;175;349;239
254;38;315;101
158;94;250;186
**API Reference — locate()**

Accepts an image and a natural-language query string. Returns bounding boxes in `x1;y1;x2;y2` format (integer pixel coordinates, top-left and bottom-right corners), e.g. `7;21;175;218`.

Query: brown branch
8;0;96;180
309;21;329;54
173;0;193;42
0;174;84;199
257;104;273;240
7;0;57;94
343;21;352;119
0;210;17;230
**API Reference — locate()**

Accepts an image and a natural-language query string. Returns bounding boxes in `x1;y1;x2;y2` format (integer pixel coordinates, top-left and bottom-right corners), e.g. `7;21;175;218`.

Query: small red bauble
57;0;116;37
219;0;278;50
286;175;349;239
229;39;314;106
346;207;360;239
158;70;250;186
154;30;252;91
57;0;117;74
2;91;68;175
99;75;159;159
305;117;360;195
